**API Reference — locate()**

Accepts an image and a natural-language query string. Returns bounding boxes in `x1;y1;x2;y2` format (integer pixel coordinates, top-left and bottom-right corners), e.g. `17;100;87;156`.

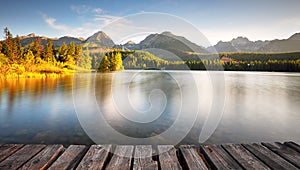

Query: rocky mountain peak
125;40;136;45
288;33;300;40
231;36;250;46
84;31;115;47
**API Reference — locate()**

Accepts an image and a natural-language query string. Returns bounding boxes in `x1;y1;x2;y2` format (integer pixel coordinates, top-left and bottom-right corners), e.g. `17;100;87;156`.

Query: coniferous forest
1;27;300;79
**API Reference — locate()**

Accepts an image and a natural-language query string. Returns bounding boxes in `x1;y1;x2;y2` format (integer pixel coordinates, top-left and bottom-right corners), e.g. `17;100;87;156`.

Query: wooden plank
222;144;270;170
284;141;300;153
133;145;158;170
106;145;134;170
0;144;24;163
243;143;298;170
0;144;46;170
179;145;208;170
48;145;87;170
0;144;20;153
262;142;300;168
201;145;242;169
77;145;111;170
20;145;65;170
157;145;182;170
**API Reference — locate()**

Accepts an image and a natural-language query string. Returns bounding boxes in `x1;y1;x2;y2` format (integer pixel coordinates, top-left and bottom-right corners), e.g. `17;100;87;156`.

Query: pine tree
44;39;55;64
83;48;91;69
12;36;22;62
2;27;13;60
58;42;68;62
110;52;123;71
24;50;35;63
68;42;76;57
29;38;43;63
99;56;111;72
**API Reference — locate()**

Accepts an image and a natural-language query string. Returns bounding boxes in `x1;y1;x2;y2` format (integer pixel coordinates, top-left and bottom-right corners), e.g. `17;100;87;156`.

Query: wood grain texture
0;144;24;163
201;145;242;170
284;141;300;153
48;145;87;170
222;144;271;170
157;145;182;170
106;145;134;170
243;143;297;170
179;145;208;170
0;144;46;170
20;145;65;170
77;145;111;170
262;142;300;168
133;145;158;170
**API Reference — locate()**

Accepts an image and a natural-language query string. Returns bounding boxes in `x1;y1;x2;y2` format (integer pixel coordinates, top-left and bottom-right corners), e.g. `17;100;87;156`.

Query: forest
0;28;91;78
1;27;300;79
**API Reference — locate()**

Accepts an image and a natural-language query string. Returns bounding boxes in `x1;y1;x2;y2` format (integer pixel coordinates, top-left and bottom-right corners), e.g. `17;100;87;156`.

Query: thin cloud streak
70;5;103;14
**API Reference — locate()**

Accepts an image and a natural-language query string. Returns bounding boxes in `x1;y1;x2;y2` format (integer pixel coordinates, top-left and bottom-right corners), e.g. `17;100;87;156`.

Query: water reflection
0;76;93;145
97;72;181;138
0;71;300;145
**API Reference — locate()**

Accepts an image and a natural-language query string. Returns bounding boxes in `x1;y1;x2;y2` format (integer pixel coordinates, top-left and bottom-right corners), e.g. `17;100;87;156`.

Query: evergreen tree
44;39;55;63
68;42;76;55
58;42;68;62
83;48;91;69
99;56;111;72
2;27;13;60
110;52;123;71
24;50;35;63
29;38;43;63
75;44;82;59
12;36;22;61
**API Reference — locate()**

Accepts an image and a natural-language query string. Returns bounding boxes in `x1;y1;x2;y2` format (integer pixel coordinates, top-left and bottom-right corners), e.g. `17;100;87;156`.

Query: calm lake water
0;71;300;145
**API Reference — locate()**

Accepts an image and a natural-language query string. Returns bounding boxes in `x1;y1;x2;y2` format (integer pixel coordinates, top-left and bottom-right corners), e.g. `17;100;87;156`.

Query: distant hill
113;40;136;50
129;31;208;61
137;31;207;53
207;37;269;52
208;33;300;53
19;31;115;49
84;31;115;48
20;34;83;47
258;33;300;52
207;41;238;52
14;31;300;54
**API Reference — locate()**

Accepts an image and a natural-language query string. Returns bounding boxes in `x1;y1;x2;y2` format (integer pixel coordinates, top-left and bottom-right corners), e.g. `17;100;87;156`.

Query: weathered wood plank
0;144;24;163
201;145;242;170
133;145;158;170
106;145;134;170
76;145;111;170
222;144;270;170
157;145;182;170
20;145;65;170
0;144;46;170
243;143;298;170
179;145;208;170
48;145;87;170
262;142;300;168
284;141;300;153
0;144;20;153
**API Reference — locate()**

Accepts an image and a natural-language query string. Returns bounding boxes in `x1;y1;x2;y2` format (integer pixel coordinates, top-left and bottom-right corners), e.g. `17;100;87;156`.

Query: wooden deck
0;141;299;169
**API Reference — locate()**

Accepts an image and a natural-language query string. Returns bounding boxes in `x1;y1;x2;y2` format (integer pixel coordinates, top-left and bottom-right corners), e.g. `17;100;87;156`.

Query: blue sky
1;0;300;45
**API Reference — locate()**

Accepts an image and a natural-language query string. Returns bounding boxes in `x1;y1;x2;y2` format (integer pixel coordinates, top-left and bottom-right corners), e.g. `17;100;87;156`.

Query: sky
1;0;300;46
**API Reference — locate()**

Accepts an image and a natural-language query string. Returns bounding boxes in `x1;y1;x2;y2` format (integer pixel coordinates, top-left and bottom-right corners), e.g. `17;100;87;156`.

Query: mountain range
18;31;300;53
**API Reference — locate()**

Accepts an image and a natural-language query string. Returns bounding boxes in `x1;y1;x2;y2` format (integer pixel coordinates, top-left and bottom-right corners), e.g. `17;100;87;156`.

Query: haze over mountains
19;31;300;53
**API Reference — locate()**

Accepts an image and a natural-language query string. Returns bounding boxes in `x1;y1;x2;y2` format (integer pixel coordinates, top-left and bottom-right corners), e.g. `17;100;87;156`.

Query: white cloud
94;15;122;26
44;16;69;32
42;12;151;42
42;14;100;38
70;5;103;14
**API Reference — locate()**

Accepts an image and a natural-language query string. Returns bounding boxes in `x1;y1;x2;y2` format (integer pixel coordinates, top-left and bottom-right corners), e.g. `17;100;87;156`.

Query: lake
0;71;300;145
